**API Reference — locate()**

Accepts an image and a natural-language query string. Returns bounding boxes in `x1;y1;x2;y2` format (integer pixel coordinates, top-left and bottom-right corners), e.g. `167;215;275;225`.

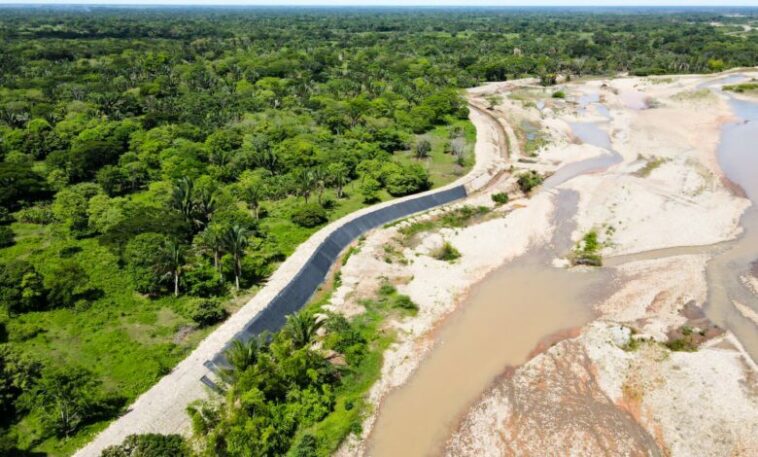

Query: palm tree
296;168;315;203
194;186;216;229
157;240;185;297
222;224;250;291
194;226;225;271
312;166;327;205
327;162;349;199
284;312;323;349
171;177;195;224
236;173;267;220
223;336;264;380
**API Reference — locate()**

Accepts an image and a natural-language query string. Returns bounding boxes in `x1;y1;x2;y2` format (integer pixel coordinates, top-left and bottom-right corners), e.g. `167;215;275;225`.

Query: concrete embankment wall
209;185;467;369
75;103;506;457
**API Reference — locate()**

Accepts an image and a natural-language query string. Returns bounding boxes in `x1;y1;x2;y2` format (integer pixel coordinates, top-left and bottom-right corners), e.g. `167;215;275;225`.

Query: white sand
338;71;758;457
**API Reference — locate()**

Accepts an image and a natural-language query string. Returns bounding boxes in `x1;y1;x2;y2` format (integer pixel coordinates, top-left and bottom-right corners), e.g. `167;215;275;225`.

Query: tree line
0;6;755;456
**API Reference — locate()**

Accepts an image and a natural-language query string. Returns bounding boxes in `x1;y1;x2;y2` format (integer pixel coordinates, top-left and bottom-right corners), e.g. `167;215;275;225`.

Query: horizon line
2;1;758;8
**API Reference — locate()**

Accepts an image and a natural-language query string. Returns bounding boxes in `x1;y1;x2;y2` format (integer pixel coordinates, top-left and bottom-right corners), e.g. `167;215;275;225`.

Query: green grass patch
398;205;489;246
516;170;544;193
432;241;461;263
491;192;509;205
572;230;603;267
395;117;475;188
634;156;667;178
723;81;758;93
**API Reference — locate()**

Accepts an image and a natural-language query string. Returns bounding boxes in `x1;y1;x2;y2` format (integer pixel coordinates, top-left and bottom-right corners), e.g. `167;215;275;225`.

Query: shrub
291;203;328;228
385;163;430;197
124;233;170;295
294;434;318;457
101;433;190;457
433;241;461;262
183;261;225;297
491;192;509;205
516;170;543;194
16;204;54;224
572;230;603;267
414;137;432;160
45;260;94;308
360;177;381;203
552;90;566;99
665;337;697;352
188;299;227;327
392;294;419;312
378;282;396;296
0;260;46;314
0;226;14;248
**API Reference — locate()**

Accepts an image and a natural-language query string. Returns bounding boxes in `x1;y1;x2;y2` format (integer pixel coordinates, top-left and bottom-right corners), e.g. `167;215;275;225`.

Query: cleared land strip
74;103;508;457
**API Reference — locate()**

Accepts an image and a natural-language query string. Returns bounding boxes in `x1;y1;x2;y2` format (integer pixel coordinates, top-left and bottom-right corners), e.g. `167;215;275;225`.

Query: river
366;79;758;456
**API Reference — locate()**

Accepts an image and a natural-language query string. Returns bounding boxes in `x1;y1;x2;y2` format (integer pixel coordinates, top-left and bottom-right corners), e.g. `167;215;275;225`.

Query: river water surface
367;114;618;457
366;82;758;456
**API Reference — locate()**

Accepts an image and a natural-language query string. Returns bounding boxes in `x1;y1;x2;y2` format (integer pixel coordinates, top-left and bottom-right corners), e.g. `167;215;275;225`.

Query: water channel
366;80;758;456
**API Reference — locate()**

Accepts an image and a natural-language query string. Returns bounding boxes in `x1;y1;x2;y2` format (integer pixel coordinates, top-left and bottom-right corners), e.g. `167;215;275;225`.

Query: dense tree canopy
0;5;755;456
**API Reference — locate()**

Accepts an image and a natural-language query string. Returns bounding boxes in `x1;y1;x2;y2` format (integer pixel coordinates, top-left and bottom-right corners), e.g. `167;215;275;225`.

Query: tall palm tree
194;226;225;271
296;168;315;203
327;162;349;199
171;177;195;225
223;336;264;381
157;239;185;297
312;166;327;205
284;312;323;349
236;173;267;220
194;186;216;229
222;224;250;291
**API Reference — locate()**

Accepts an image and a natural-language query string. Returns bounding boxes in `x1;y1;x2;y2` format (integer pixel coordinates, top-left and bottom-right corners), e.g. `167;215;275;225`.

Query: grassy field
0;118;475;455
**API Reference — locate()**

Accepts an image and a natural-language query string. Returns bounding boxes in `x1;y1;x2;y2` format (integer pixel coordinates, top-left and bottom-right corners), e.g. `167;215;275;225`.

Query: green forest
0;6;755;456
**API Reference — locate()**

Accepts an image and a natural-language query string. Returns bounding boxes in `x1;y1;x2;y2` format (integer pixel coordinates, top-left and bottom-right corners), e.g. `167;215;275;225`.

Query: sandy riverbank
330;71;758;456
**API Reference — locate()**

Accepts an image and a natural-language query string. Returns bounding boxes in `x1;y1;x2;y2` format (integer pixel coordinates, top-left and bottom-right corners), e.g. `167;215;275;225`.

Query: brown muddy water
605;89;758;360
366;82;758;456
366;254;611;457
367;190;614;457
703;93;758;359
367;104;619;457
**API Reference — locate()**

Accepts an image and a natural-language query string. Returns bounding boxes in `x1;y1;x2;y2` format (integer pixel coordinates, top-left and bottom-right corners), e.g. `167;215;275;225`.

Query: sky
1;0;757;6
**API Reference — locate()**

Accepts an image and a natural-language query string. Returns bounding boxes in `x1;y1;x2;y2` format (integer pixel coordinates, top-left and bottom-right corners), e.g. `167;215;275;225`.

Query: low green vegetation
672;88;715;101
634;156;667;178
491;192;509;205
723;81;758;93
433;241;462;263
516;170;545;193
552;90;567;99
518;121;550;158
183;280;415;456
399;205;490;245
375;281;419;314
664;325;704;352
524;136;550;157
572;230;603;267
101;434;190;457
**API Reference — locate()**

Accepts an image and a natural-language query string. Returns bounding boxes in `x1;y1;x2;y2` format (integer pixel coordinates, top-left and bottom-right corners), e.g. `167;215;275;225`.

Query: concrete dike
74;102;509;457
